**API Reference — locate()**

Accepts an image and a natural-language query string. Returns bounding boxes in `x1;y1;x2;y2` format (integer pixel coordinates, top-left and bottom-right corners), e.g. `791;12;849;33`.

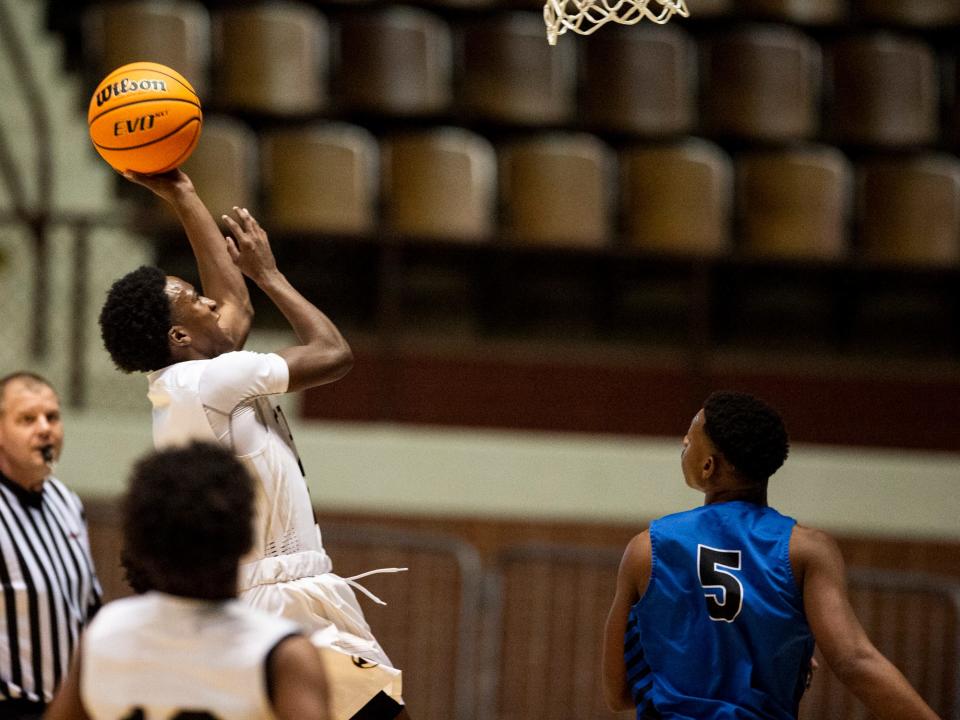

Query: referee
0;372;101;719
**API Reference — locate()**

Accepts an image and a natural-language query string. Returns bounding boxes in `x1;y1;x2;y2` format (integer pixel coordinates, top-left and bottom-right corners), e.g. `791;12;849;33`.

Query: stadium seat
691;0;735;16
139;115;258;230
828;34;939;148
621;139;733;256
951;55;960;150
739;0;846;24
419;0;496;10
382;128;497;242
459;12;576;126
702;25;821;142
260;123;379;236
499;133;614;247
212;4;328;116
581;25;696;137
182;115;259;223
736;145;852;260
335;7;452;117
82;0;210;96
853;0;960;27
857;154;960;266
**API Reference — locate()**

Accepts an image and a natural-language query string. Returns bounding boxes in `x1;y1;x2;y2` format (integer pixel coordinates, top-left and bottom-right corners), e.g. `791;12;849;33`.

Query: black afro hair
703;391;789;485
99;265;174;373
121;441;254;600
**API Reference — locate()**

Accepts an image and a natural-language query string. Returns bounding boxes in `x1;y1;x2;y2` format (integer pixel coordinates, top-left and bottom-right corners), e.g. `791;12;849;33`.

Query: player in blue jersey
602;391;940;720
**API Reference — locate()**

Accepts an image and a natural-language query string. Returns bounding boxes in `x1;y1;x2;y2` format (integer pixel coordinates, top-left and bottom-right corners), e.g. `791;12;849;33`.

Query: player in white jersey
98;170;407;719
44;441;330;720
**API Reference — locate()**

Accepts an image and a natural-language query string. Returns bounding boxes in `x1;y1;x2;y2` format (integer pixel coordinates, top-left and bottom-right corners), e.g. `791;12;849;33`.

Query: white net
544;0;689;44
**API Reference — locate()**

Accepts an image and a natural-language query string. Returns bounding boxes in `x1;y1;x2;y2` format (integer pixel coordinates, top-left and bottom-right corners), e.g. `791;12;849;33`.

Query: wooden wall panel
302;347;960;451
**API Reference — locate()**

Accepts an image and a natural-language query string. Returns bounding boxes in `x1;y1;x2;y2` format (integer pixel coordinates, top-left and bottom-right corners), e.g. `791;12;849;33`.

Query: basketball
88;61;202;174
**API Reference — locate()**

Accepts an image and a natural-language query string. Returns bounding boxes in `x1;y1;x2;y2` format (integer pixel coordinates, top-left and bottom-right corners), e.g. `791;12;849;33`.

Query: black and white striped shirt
0;471;101;704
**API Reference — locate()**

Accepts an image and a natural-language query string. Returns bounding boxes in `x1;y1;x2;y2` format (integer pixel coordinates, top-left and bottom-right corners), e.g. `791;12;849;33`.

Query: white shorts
238;550;403;718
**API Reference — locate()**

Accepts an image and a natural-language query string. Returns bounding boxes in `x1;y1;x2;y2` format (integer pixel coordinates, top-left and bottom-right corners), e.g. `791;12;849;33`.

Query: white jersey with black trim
80;592;299;720
147;351;327;567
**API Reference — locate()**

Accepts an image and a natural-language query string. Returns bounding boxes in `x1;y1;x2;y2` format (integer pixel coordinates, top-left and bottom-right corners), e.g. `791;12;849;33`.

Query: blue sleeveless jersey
625;501;814;720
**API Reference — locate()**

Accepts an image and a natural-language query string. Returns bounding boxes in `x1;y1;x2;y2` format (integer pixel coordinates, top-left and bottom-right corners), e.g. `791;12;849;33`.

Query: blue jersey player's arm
602;530;652;712
791;525;941;720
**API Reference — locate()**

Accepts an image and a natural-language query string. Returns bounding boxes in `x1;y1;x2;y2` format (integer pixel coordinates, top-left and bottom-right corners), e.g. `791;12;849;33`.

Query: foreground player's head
121;441;254;600
99;265;233;373
682;391;789;492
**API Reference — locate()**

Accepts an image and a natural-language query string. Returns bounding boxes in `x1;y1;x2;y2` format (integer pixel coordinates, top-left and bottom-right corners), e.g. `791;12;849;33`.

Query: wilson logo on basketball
95;77;168;107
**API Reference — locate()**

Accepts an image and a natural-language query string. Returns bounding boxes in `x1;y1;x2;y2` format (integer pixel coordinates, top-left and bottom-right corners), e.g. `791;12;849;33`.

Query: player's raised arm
792;526;941;720
124;169;253;349
222;208;352;392
43;646;91;720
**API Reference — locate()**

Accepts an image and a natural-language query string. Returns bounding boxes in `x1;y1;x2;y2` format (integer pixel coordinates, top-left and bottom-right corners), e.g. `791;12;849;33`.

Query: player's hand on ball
222;207;278;283
122;168;194;202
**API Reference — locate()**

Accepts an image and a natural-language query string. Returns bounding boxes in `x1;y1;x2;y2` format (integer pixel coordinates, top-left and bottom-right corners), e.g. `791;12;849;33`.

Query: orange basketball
88;61;202;174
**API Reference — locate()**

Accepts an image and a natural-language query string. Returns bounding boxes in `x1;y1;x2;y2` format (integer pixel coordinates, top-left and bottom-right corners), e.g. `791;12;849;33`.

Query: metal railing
479;542;960;720
321;522;485;720
82;498;960;720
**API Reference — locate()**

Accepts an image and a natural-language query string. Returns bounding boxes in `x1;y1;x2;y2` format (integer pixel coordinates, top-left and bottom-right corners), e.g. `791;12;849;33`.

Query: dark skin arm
791;525;940;720
222;208;353;392
601;530;652;713
269;635;331;720
124;169;254;348
43;646;91;720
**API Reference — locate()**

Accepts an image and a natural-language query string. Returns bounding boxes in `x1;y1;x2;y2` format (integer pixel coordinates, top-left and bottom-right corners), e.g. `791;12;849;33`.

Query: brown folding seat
951;56;960;150
261;123;379;236
213;3;328;116
829;34;938;148
857;154;960;267
182;116;259;222
499;133;615;247
582;25;696;137
459;12;576;126
854;0;960;27
703;26;821;142
621;139;733;256
420;0;496;10
335;7;452;116
692;0;735;16
736;145;852;260
139;115;258;230
83;0;210;96
382;128;496;242
740;0;846;24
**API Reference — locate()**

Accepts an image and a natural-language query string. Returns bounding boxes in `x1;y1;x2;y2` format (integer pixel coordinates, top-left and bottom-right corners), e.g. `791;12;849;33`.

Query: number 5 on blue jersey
697;545;744;622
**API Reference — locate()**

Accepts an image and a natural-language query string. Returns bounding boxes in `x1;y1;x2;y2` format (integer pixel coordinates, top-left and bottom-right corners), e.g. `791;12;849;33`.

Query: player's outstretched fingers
221;213;247;245
224;234;240;265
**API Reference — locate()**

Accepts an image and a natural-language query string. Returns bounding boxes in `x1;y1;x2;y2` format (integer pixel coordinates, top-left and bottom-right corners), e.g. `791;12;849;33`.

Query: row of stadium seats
80;1;960;147
66;0;960;28
160;117;960;267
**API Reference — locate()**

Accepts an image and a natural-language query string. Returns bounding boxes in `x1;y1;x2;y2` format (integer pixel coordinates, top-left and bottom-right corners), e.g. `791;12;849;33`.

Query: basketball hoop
544;0;689;45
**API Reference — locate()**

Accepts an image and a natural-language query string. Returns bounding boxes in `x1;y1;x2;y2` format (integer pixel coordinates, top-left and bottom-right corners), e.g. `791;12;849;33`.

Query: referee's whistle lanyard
344;567;408;606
